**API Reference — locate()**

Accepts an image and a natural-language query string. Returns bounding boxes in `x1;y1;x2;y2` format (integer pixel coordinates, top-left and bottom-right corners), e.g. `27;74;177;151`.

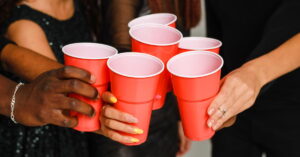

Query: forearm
0;75;17;117
106;0;140;50
1;44;63;81
242;33;300;86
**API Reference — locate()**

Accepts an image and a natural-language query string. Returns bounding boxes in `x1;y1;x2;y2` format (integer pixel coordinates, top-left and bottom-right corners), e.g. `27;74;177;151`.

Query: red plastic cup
128;13;177;28
167;51;224;141
63;43;118;132
130;24;183;110
107;52;164;145
178;37;222;54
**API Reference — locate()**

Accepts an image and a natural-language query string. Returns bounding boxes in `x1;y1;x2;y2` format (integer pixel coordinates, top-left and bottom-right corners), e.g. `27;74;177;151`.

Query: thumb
101;91;117;104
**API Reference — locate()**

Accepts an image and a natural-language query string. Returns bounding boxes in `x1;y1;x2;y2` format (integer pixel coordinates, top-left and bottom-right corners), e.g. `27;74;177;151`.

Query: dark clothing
206;0;300;156
0;2;92;157
0;37;14;52
89;1;181;157
2;4;91;63
212;109;300;157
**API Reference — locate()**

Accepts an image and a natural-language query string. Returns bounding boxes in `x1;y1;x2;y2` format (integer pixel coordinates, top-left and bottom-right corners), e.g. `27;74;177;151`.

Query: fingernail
131;138;140;143
90;75;96;83
208;120;213;128
134;128;144;134
110;97;117;103
208;108;215;115
212;124;219;131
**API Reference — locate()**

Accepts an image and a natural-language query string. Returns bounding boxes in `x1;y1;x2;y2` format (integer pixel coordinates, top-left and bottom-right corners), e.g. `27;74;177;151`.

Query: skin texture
0;66;97;127
207;33;300;131
2;0;144;144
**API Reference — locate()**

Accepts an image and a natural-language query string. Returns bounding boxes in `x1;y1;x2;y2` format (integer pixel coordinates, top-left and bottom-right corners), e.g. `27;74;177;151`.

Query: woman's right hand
95;92;143;144
14;66;98;127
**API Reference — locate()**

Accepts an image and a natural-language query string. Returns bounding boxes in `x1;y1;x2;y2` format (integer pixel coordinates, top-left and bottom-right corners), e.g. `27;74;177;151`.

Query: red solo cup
62;43;118;132
167;51;224;141
128;13;177;28
178;37;222;54
107;52;164;145
130;24;183;110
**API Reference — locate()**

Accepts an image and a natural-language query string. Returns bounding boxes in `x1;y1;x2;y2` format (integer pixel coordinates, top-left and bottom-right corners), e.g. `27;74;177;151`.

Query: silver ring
218;107;227;117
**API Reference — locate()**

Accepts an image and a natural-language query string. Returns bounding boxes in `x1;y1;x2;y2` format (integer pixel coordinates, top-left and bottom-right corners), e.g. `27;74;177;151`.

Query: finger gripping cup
107;52;164;146
178;37;222;54
63;43;117;132
130;24;183;110
128;13;177;28
167;51;224;141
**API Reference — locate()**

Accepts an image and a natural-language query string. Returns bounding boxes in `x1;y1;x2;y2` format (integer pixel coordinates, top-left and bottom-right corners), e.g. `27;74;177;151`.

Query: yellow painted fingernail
110;97;117;103
131;138;140;143
134;128;144;134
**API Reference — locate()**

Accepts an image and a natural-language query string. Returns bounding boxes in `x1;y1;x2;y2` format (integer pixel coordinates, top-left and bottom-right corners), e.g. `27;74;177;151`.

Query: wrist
241;60;269;87
0;80;17;117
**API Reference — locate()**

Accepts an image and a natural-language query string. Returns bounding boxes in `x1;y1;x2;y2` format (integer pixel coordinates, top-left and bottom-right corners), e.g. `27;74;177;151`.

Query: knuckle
62;66;73;76
62;119;72;127
69;80;81;90
42;83;52;92
81;71;90;80
37;110;48;123
103;106;113;117
107;130;117;139
69;99;80;110
104;119;114;128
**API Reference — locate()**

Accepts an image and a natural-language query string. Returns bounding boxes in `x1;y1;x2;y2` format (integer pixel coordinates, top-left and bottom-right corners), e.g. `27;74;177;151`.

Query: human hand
177;121;192;156
207;65;264;130
94;92;143;144
14;66;98;127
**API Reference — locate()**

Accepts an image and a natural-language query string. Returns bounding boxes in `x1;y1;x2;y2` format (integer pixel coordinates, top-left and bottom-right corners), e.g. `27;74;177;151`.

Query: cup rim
179;37;223;50
107;52;165;78
167;51;224;78
129;23;183;46
128;13;177;28
62;42;118;60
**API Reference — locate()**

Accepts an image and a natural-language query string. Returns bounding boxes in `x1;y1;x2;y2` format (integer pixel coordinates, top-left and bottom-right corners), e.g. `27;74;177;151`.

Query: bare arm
1;44;62;81
104;0;140;50
208;33;300;130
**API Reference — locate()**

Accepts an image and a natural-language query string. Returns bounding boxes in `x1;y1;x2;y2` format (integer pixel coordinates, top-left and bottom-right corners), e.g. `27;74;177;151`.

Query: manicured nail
212;126;217;131
127;115;138;123
110;97;117;103
208;120;213;128
207;120;215;128
134;128;144;134
90;75;96;83
208;108;215;115
131;138;140;143
212;123;219;131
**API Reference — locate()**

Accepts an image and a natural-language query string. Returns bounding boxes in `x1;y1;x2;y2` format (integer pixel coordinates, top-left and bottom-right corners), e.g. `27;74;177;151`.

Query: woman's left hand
207;64;264;130
177;121;192;156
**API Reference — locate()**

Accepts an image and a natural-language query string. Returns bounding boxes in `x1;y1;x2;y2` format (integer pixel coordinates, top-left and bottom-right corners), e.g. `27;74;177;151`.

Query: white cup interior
129;24;182;46
128;13;177;28
179;37;222;50
62;43;117;59
108;53;164;78
167;51;224;78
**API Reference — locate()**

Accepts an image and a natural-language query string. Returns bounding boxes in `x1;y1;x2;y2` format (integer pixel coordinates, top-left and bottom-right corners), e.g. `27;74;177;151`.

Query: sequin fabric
0;2;92;157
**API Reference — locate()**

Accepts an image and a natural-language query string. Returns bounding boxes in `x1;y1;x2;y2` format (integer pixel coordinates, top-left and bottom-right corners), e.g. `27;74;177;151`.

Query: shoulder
6;19;48;45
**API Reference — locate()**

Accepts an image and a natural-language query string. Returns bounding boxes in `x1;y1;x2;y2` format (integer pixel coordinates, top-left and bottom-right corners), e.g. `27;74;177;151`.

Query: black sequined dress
0;2;92;157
